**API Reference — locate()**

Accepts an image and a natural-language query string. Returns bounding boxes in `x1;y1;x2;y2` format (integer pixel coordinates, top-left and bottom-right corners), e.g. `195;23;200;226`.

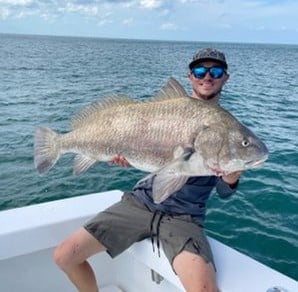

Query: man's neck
191;92;220;105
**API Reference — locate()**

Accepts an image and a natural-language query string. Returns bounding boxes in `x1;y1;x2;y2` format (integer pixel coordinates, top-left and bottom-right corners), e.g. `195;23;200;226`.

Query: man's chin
200;92;217;100
199;89;222;101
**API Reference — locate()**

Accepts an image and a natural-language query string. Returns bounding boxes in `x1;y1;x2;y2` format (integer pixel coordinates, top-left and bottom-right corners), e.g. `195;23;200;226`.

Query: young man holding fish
54;48;243;292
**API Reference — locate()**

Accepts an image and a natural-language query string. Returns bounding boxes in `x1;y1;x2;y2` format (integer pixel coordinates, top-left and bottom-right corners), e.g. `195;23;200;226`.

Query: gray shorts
84;192;214;268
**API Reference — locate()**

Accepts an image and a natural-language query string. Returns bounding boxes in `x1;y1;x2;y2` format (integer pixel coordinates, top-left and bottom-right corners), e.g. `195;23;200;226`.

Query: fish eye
242;139;250;147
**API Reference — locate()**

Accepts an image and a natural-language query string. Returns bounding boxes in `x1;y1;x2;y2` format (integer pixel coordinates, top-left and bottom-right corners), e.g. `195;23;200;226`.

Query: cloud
0;0;33;5
0;0;169;19
160;22;177;30
58;2;99;16
139;0;163;9
0;7;10;20
97;18;113;26
122;17;133;25
0;0;116;20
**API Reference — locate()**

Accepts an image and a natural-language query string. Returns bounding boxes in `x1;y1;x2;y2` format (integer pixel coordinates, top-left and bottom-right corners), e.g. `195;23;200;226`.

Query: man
54;48;241;292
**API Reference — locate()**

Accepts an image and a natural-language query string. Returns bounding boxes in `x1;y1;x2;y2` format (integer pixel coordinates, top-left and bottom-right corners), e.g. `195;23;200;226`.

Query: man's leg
53;227;106;292
173;250;217;292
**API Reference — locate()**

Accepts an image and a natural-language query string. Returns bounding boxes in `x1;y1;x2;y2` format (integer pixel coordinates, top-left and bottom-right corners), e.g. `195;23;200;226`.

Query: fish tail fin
34;126;60;175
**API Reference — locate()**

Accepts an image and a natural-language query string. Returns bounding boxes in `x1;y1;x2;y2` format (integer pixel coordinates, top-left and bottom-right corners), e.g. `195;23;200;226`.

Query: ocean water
0;33;297;281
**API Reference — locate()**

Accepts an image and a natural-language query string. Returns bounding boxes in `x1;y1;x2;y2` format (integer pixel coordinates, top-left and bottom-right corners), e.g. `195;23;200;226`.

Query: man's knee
53;228;105;272
173;251;217;292
53;241;73;271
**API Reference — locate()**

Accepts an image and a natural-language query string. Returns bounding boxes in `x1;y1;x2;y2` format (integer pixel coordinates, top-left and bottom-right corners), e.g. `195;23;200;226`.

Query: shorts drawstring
150;210;164;257
150;211;158;253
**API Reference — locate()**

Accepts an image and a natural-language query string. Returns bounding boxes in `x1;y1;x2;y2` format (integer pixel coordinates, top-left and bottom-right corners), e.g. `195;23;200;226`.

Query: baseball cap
189;48;228;70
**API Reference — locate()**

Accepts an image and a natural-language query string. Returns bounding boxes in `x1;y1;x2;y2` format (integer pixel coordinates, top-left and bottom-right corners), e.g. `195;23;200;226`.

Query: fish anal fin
73;154;97;175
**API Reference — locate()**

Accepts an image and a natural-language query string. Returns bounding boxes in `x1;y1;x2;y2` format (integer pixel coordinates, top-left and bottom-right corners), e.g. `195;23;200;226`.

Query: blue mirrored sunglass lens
192;67;207;78
209;67;224;78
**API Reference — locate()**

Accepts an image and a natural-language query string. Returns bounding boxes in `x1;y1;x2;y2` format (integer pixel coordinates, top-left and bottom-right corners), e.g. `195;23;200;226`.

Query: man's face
188;61;229;103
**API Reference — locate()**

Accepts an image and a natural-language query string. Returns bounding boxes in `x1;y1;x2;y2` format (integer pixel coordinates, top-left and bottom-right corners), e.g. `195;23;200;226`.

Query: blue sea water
0;33;297;281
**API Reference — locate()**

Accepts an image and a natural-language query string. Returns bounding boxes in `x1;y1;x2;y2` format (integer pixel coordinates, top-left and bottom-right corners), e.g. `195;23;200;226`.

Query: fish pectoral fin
149;148;197;203
152;172;189;204
73;154;97;175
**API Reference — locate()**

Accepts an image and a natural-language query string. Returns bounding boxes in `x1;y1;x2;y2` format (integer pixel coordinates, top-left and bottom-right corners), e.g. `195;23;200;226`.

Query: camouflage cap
189;48;228;70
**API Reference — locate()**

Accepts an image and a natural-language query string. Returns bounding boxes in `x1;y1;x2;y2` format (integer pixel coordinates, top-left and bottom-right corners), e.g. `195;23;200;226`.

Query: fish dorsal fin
153;77;189;101
71;96;135;129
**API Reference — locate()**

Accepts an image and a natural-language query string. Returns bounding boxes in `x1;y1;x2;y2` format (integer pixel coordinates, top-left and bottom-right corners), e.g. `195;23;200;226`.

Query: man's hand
221;171;241;187
108;155;130;167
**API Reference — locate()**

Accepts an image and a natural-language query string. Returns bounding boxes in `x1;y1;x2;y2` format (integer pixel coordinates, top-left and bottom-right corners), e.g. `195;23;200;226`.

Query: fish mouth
212;153;268;174
245;156;268;169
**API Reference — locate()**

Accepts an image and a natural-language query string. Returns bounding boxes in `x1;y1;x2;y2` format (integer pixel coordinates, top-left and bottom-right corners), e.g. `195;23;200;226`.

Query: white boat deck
0;190;297;292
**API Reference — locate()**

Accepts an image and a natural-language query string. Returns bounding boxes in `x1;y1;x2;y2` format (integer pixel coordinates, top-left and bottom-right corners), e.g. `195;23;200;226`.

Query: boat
0;190;296;292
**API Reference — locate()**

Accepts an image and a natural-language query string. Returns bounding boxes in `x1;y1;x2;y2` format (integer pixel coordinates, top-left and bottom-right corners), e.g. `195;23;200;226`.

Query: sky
0;0;297;44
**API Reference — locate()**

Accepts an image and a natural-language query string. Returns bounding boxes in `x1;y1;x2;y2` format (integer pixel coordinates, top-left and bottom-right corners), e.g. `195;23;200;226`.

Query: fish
34;77;268;203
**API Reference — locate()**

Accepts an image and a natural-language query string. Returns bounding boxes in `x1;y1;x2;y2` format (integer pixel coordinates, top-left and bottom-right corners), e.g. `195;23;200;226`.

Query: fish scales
72;98;199;170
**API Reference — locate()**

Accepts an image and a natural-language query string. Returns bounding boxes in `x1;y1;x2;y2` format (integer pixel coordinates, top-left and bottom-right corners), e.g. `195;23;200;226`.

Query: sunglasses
192;66;226;79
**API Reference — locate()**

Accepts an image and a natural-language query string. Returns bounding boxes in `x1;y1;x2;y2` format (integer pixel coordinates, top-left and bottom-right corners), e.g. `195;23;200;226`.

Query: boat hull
0;190;296;292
